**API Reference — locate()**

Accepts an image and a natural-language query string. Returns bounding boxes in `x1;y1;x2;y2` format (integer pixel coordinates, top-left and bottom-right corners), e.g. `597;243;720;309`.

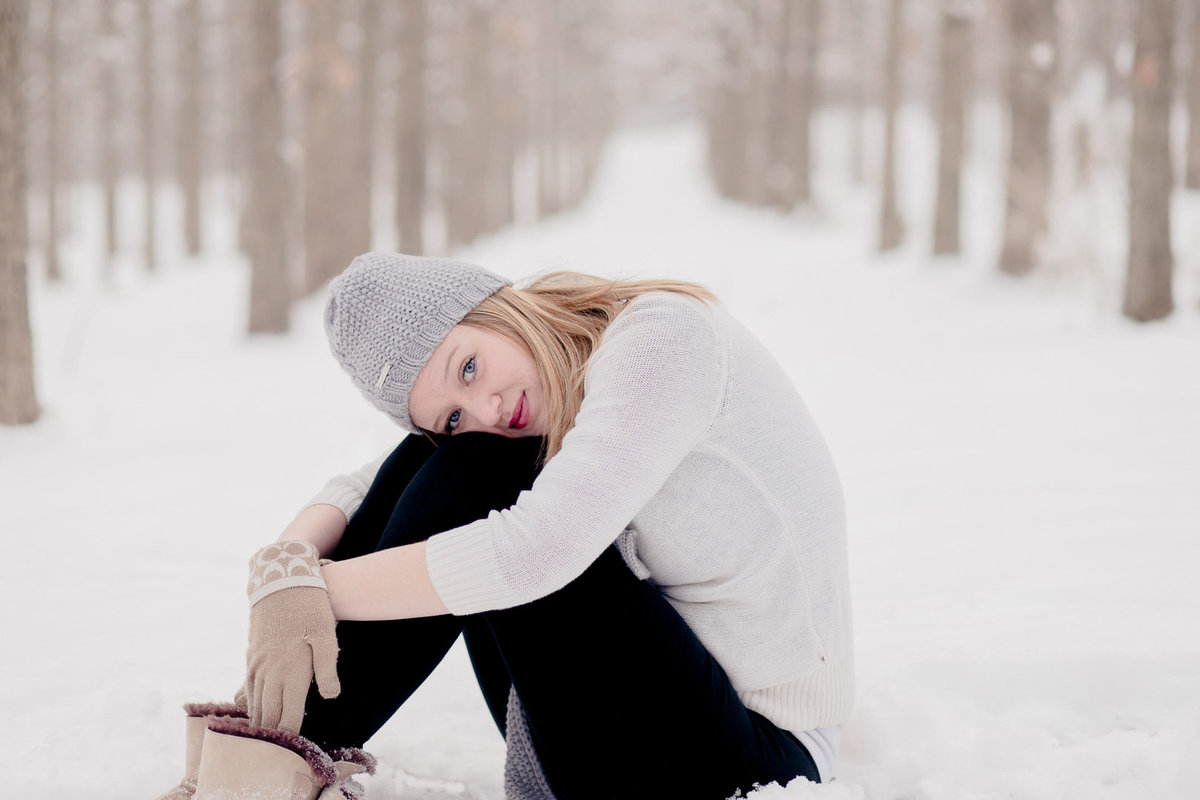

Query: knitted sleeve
424;293;727;614
305;450;389;521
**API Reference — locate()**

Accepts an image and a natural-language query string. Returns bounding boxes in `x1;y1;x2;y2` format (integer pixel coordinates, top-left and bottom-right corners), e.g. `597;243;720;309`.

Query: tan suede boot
193;718;374;800
153;702;248;800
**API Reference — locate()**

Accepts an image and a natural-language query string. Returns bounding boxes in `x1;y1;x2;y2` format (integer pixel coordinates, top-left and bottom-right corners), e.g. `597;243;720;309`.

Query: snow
3;122;1199;799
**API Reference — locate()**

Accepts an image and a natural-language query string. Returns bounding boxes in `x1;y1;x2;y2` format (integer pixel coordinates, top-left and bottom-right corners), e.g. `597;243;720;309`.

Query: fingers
258;676;285;731
278;673;310;734
233;682;248;712
311;635;341;700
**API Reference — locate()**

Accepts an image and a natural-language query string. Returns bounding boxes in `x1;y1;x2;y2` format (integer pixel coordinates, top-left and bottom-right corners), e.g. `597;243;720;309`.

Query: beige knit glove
244;540;341;733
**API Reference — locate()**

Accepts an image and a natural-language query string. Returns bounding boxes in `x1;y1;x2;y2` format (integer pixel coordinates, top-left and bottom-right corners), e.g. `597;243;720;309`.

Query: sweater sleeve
305;450;389;521
425;293;727;614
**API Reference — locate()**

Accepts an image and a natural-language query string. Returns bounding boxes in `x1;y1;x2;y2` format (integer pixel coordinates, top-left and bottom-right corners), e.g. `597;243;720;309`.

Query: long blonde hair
459;272;715;461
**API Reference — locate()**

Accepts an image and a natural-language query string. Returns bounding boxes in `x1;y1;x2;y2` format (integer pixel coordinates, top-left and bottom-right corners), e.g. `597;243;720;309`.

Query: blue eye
446;409;461;434
462;357;476;379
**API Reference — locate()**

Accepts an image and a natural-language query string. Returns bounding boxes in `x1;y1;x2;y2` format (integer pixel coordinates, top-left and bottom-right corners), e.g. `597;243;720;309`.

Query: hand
244;541;341;732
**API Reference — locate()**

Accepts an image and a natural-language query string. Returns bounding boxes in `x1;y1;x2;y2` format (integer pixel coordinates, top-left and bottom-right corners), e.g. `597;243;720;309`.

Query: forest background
1;1;1198;798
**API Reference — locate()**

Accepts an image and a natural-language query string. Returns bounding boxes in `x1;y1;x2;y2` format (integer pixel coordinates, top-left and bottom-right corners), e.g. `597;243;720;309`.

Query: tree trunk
303;0;355;293
178;0;203;256
139;0;159;271
245;0;290;334
1185;0;1200;188
537;0;563;218
997;0;1056;276
1124;0;1175;321
932;6;971;256
44;0;61;281
789;0;820;207
1;0;39;425
348;0;376;257
138;0;158;271
395;0;426;254
100;0;118;270
878;0;905;251
849;0;867;184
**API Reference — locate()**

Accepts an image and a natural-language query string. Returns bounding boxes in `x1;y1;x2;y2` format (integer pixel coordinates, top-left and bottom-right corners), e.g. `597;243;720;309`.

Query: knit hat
324;252;510;431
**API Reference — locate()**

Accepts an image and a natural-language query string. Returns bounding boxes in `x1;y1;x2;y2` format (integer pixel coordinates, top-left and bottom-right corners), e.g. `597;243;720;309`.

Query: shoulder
585;291;727;403
603;291;722;348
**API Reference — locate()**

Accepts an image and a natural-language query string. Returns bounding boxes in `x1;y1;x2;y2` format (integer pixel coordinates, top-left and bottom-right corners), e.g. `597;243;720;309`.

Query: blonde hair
459;272;715;461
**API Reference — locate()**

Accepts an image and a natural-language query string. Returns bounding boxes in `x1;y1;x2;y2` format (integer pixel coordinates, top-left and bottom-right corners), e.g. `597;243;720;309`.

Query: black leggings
299;432;820;799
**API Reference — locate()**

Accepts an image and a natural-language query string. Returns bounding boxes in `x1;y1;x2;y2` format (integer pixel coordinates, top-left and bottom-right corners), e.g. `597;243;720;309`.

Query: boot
153;702;248;800
194;717;374;800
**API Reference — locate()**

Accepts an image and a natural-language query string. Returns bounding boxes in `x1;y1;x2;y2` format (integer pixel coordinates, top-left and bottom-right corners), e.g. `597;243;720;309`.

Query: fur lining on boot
183;701;248;719
205;717;338;786
328;748;377;775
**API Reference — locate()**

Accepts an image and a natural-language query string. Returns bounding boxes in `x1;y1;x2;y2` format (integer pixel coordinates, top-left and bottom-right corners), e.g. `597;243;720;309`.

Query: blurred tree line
702;0;1193;325
2;0;1200;426
1;0;611;424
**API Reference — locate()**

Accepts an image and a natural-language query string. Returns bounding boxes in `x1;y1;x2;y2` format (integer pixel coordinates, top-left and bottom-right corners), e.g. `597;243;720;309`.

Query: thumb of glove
310;632;341;700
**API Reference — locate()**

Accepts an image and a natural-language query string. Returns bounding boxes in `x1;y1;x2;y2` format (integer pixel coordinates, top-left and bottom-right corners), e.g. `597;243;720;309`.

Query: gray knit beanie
324;252;510;432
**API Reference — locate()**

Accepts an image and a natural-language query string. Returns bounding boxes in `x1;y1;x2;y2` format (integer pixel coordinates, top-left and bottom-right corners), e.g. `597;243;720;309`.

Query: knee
378;433;545;545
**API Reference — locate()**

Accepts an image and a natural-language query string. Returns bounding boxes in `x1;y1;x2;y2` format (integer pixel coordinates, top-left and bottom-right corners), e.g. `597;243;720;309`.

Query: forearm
276;503;348;558
322;541;449;620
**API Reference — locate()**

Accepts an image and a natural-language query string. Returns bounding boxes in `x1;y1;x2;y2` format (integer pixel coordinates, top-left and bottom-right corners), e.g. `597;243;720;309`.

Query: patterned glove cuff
247;540;328;607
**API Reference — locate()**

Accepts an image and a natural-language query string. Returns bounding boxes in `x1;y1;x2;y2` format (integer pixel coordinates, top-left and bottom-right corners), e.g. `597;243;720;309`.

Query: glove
244;540;341;733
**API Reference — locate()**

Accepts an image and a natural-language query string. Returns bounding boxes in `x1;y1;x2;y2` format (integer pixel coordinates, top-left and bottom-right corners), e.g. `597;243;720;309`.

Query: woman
166;252;853;800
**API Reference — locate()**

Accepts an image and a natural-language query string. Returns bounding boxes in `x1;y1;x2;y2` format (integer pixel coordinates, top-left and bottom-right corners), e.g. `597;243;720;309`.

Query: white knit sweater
310;293;854;759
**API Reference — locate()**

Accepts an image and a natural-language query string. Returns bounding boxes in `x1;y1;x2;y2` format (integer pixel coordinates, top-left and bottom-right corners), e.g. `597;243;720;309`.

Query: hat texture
325;252;510;431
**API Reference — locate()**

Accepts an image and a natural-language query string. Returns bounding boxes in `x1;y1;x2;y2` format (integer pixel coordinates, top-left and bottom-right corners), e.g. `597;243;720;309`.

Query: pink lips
509;392;527;429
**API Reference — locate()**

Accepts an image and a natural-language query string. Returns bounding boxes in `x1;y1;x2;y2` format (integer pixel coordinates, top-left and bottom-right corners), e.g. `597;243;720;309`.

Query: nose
466;391;504;430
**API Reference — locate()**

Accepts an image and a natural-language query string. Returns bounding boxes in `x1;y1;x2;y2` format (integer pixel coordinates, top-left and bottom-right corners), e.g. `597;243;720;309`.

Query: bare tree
395;0;427;254
1124;0;1175;321
1186;0;1200;188
536;0;563;218
786;0;820;208
178;0;203;256
138;0;158;270
245;0;291;333
932;3;972;256
878;0;905;251
1;0;39;425
43;0;62;281
997;0;1056;276
99;0;118;268
347;0;377;258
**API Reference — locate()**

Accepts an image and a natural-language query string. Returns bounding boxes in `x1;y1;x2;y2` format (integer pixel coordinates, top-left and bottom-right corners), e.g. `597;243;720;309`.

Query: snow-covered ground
3;124;1199;799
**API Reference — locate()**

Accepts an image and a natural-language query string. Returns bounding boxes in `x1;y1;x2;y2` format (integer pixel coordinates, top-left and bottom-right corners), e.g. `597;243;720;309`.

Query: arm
322;541;449;620
274;503;347;558
276;449;391;557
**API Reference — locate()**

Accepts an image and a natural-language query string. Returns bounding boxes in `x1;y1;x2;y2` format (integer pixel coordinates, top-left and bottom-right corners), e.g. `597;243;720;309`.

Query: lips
509;392;527;429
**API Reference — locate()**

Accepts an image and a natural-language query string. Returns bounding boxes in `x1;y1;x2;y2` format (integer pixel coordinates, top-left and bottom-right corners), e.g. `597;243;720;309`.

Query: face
409;324;545;438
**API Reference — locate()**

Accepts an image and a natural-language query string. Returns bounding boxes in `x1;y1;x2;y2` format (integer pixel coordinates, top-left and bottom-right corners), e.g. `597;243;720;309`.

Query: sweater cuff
424;518;519;614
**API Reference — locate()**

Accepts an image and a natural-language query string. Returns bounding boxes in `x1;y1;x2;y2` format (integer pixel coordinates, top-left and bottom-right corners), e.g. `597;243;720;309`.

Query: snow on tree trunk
933;5;971;256
1124;0;1175;322
998;0;1056;277
1185;0;1200;189
395;0;426;255
1;0;40;426
245;0;291;334
878;0;905;251
178;0;203;256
